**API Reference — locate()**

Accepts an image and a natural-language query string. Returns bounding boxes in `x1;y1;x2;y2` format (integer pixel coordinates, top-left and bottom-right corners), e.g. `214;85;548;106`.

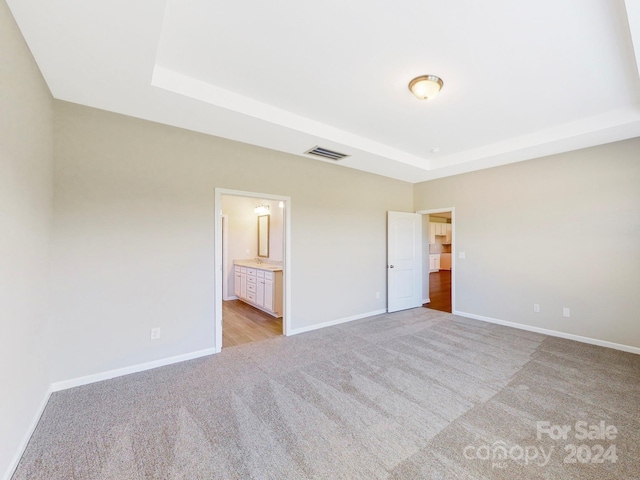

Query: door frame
417;207;455;313
214;188;292;352
221;214;236;301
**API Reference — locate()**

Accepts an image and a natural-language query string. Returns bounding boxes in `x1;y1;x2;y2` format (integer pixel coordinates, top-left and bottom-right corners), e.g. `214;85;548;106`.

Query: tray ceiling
8;0;640;182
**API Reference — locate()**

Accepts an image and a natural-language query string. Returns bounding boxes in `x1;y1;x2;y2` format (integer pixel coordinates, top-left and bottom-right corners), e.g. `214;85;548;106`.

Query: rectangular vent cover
304;146;350;161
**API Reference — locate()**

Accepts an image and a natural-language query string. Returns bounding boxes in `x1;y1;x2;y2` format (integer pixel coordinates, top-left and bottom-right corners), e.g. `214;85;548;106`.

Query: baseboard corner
288;309;387;336
4;385;52;480
453;311;640;355
51;347;218;392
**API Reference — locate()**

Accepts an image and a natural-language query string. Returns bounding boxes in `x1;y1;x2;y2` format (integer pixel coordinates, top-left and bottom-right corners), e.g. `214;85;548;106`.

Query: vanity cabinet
234;264;282;317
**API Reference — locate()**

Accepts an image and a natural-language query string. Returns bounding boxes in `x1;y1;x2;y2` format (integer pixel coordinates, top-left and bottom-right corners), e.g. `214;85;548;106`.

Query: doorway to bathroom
214;189;291;352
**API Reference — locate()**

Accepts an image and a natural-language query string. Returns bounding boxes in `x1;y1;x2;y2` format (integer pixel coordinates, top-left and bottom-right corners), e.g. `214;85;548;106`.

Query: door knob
389;265;395;268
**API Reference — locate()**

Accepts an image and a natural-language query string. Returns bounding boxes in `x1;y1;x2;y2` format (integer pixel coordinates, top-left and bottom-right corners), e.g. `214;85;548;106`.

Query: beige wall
3;4;638;475
415;138;640;349
0;1;53;477
51;101;413;381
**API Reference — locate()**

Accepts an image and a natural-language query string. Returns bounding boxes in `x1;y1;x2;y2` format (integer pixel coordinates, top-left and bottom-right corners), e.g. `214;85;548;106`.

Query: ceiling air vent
304;146;350;161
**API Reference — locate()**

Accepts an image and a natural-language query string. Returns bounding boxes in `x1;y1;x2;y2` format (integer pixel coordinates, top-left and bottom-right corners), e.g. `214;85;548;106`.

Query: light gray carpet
12;309;640;479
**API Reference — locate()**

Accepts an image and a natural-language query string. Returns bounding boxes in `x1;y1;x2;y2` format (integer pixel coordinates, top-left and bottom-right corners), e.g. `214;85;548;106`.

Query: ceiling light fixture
408;75;444;100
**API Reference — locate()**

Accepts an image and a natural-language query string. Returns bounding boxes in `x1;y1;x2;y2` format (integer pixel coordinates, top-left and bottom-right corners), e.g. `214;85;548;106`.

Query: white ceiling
8;0;640;183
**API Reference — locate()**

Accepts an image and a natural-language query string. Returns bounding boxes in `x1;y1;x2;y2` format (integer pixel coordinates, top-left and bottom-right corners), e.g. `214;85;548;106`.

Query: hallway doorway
418;208;455;314
426;270;451;313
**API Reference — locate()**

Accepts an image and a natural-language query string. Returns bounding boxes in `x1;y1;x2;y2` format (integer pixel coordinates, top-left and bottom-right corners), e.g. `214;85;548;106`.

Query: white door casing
387;211;422;313
215;188;291;352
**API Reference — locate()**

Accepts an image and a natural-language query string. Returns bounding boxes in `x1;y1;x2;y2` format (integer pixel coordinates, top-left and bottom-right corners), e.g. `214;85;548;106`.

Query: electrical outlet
150;327;161;340
562;308;570;318
458;252;466;259
533;304;540;313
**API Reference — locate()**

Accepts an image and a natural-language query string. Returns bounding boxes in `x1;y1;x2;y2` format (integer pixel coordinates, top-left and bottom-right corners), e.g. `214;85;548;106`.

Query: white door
387;211;422;312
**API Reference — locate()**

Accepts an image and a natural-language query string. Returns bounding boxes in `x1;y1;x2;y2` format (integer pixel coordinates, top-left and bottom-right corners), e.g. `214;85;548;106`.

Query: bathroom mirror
257;215;270;258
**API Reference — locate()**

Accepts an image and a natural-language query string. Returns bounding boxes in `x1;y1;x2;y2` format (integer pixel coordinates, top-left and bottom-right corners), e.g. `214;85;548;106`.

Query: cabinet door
234;269;242;297
429;223;436;244
435;255;441;270
264;280;274;311
256;278;265;307
241;273;247;298
445;224;452;244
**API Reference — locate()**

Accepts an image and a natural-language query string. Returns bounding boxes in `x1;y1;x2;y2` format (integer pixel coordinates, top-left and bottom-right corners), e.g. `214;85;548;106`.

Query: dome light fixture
408;75;444;100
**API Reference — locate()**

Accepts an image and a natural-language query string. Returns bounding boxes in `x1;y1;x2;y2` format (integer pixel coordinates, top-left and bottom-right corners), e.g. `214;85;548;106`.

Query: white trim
454;311;640;355
3;386;52;480
422;298;430;304
221;214;229;300
215;189;292;352
288;309;387;336
223;295;239;301
51;347;217;392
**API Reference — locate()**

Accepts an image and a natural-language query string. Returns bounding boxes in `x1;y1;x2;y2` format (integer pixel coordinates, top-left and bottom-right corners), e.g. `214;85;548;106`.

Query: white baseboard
288;309;387;336
422;298;430;304
3;386;52;480
51;347;217;392
454;311;640;355
223;295;238;301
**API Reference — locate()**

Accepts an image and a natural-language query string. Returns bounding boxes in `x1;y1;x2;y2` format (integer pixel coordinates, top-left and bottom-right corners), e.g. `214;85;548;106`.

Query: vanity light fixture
408;75;444;100
254;203;270;215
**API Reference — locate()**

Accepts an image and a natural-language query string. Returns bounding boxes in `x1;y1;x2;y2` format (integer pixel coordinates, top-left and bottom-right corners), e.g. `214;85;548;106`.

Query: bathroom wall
221;195;258;299
221;196;285;299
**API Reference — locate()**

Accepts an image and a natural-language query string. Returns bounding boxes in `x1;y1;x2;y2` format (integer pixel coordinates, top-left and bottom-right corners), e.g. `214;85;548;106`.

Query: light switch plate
458;252;466;259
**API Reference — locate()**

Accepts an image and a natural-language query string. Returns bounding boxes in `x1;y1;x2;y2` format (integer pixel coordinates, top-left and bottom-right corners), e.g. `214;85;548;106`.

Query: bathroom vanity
233;261;283;318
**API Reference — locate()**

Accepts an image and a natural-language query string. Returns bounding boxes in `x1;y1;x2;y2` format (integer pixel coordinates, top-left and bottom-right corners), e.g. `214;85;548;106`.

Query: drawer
246;282;256;293
247;275;256;284
247;268;257;276
240;267;247;274
256;270;265;278
264;271;274;280
246;292;256;302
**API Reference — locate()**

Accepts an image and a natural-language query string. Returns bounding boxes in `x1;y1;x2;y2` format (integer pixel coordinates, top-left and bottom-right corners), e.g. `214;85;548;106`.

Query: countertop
234;260;283;272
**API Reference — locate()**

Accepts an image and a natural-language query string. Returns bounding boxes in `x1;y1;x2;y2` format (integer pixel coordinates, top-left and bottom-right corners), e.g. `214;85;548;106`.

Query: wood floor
425;270;451;313
222;299;282;348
